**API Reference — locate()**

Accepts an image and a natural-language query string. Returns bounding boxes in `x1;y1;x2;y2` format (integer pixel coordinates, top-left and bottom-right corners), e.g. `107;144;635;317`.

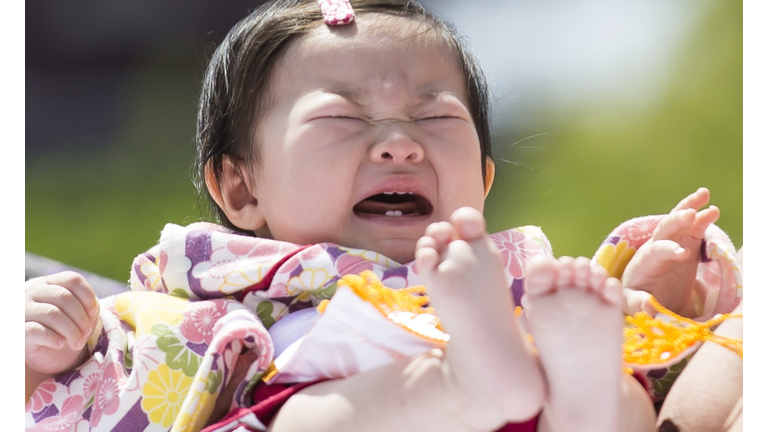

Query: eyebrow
323;87;456;107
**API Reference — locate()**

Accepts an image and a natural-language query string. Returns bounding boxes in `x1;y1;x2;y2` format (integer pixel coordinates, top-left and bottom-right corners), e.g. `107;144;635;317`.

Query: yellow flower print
595;241;636;279
286;268;332;297
114;292;188;336
139;260;163;292
340;247;393;267
141;363;194;428
171;379;216;432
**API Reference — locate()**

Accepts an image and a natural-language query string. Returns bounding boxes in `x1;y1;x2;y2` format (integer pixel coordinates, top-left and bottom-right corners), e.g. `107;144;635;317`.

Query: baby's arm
621;188;719;317
25;271;101;401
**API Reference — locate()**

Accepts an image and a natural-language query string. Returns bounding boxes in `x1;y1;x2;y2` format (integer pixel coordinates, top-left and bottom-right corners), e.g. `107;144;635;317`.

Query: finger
622;289;655;316
26;303;88;351
690;205;720;239
653;210;695;241
41;272;100;318
24;321;65;350
28;285;93;335
672;187;710;212
649;239;691;262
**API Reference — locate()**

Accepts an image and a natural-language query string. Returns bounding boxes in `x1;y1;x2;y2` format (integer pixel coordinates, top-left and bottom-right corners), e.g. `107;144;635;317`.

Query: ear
483;157;496;198
205;156;266;231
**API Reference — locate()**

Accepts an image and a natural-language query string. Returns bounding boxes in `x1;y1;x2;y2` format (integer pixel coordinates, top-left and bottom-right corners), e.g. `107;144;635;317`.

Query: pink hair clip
318;0;355;26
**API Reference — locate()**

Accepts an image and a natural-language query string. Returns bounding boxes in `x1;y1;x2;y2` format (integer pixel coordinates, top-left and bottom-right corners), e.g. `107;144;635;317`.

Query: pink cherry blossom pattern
90;362;123;427
25;380;57;413
180;300;230;344
27;395;85;432
492;229;546;279
193;239;301;293
620;216;662;249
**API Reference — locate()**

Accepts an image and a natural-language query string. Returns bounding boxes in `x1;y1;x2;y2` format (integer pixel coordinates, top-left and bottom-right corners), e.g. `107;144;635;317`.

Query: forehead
303;13;454;56
272;14;467;102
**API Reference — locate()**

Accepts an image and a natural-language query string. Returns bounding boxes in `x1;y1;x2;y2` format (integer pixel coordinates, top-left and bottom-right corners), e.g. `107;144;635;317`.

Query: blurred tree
485;0;742;257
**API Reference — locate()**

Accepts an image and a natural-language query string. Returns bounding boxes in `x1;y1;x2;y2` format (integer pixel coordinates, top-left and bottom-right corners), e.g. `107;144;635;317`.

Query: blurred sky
25;0;742;280
423;0;714;125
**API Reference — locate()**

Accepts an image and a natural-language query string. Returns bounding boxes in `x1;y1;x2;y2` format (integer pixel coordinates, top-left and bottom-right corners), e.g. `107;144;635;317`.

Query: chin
341;237;419;265
377;243;417;265
388;251;416;265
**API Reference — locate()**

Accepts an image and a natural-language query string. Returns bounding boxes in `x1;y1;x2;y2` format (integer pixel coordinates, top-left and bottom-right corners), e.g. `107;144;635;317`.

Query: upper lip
357;175;432;203
354;175;434;216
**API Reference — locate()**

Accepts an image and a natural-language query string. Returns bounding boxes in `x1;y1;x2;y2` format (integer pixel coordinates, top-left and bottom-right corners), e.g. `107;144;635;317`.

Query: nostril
371;139;424;163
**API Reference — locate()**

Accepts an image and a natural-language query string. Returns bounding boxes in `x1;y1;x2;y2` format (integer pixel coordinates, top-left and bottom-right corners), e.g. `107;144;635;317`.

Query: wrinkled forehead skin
272;13;470;109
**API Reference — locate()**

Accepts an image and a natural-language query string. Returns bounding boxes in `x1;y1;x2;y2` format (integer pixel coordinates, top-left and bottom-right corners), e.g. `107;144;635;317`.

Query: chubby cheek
434;158;486;218
263;177;354;246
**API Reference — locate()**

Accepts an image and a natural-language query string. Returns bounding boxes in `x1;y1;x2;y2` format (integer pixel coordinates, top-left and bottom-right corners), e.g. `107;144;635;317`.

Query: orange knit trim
339;271;434;315
317;271;447;342
623;296;742;367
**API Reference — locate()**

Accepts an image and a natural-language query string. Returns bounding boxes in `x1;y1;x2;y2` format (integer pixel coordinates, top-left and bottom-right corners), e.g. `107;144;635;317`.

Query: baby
24;1;741;431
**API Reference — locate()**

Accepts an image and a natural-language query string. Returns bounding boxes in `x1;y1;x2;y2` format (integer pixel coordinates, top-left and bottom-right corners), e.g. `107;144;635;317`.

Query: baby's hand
622;188;719;317
25;272;100;376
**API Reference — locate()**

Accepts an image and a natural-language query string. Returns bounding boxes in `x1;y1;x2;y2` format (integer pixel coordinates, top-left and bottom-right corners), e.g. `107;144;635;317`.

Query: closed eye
416;115;462;121
325;115;366;121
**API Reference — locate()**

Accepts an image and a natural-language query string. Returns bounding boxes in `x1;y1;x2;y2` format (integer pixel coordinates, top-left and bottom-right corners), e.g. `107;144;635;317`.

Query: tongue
354;199;418;215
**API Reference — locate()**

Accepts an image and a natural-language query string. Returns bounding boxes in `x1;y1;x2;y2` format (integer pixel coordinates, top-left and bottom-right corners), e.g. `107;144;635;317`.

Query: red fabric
202;381;319;432
237;244;312;300
496;416;539;432
247;380;321;423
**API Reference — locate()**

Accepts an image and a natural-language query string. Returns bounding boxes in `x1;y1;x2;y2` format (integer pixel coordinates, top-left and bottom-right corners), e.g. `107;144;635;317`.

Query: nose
369;127;424;164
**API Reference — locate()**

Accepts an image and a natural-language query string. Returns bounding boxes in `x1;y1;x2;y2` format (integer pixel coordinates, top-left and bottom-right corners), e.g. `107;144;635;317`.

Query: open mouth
353;192;433;218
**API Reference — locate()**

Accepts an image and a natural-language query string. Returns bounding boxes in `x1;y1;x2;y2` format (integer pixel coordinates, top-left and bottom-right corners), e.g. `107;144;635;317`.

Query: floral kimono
25;216;741;432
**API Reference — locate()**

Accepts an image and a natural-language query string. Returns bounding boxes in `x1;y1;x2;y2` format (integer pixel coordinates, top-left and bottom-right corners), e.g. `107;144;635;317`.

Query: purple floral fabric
25;222;552;431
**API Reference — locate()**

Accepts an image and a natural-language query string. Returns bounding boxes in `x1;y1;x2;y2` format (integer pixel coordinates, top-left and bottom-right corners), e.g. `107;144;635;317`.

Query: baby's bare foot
416;207;544;428
523;255;624;432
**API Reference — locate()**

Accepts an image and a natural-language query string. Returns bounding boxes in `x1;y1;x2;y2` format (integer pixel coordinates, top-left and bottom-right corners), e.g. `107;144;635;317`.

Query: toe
556;256;575;288
524;255;559;297
425;221;456;250
589;262;608;292
450;207;487;241
415;234;439;252
602;277;623;306
572;257;592;290
415;245;440;275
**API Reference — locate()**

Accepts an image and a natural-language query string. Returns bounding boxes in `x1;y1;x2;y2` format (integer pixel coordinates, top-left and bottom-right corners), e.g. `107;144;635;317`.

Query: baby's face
250;15;486;263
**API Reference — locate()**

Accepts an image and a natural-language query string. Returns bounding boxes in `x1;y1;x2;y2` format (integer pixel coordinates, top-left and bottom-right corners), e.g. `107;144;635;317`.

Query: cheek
432;151;486;210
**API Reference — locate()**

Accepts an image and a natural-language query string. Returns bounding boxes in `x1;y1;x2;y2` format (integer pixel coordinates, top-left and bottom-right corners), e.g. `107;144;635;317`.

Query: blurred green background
26;0;741;282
